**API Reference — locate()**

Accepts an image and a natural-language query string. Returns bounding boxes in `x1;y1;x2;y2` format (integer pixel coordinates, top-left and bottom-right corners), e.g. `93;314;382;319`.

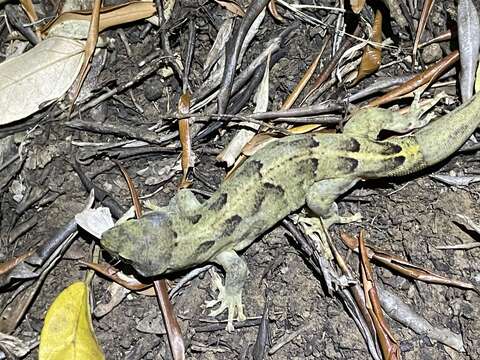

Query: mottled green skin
101;93;480;326
102;133;413;274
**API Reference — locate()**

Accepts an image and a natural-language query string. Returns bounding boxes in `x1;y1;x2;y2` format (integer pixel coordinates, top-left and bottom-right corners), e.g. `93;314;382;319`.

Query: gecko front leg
306;178;361;228
205;249;248;331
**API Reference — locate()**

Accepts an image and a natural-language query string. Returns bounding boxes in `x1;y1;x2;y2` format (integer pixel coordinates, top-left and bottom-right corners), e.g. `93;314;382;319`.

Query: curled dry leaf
39;282;104;360
0;37;85;125
352;9;383;85
457;0;480;102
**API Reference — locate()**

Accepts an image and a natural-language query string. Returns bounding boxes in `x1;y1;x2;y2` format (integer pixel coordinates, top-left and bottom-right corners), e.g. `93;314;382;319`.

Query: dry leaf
352;9;383;84
203;18;233;75
412;0;434;65
458;0;480;101
39;282;104;360
43;1;156;38
351;0;366;13
217;55;270;166
214;0;245;16
0;37;85;125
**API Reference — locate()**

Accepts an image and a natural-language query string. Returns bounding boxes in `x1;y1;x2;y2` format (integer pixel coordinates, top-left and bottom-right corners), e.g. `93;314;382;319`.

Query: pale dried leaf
238;8;265;64
430;174;480;186
458;0;480;101
75;207;114;239
47;19;91;39
380;287;465;352
0;332;36;357
46;2;157;37
0;37;85;125
203;18;234;75
217;56;270;166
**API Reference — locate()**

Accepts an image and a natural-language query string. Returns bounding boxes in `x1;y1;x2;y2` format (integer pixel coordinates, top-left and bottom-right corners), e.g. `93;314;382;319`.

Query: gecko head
101;211;177;278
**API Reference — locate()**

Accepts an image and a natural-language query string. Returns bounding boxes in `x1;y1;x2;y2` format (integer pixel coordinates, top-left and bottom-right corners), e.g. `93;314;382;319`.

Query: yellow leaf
39;282;105;360
288;124;324;134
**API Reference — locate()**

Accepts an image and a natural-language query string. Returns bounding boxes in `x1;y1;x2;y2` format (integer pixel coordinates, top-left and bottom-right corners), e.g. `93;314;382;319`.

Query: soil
1;1;480;359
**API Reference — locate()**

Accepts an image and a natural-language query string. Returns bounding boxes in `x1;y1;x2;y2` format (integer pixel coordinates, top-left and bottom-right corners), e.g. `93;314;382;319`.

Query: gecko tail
413;93;480;166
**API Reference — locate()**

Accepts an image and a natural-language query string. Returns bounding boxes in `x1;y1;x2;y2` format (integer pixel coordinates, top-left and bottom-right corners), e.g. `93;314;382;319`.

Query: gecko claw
205;271;246;331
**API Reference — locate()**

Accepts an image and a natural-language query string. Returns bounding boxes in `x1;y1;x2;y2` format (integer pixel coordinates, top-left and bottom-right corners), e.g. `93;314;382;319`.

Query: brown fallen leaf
178;93;193;189
0;250;35;276
116;159;185;360
69;0;102;113
42;1;156;36
214;0;245;16
412;0;435;66
351;0;366;13
340;232;479;293
352;9;383;85
359;231;401;360
79;260;152;291
367;50;459;107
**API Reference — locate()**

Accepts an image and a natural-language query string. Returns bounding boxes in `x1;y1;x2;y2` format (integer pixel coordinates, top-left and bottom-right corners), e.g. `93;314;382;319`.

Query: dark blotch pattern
208;193;228;211
342;138;361;152
380;142;402;155
251;192;266;214
221;215;243;237
189;214;202;224
297;158;320;177
381;156;406;171
288;135;320;148
251;182;286;213
392;156;406;167
338;157;359;173
263;182;286;196
196;240;215;254
238;159;264;178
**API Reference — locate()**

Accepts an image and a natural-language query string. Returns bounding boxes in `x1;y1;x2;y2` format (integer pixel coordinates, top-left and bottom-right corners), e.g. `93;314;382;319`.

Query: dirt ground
1;0;480;359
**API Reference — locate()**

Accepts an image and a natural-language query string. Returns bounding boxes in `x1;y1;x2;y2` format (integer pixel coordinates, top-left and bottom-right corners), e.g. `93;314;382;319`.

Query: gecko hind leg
205;250;248;331
306;178;361;228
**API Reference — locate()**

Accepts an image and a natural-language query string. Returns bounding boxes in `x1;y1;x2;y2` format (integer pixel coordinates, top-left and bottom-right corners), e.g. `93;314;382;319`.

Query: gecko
101;92;480;331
